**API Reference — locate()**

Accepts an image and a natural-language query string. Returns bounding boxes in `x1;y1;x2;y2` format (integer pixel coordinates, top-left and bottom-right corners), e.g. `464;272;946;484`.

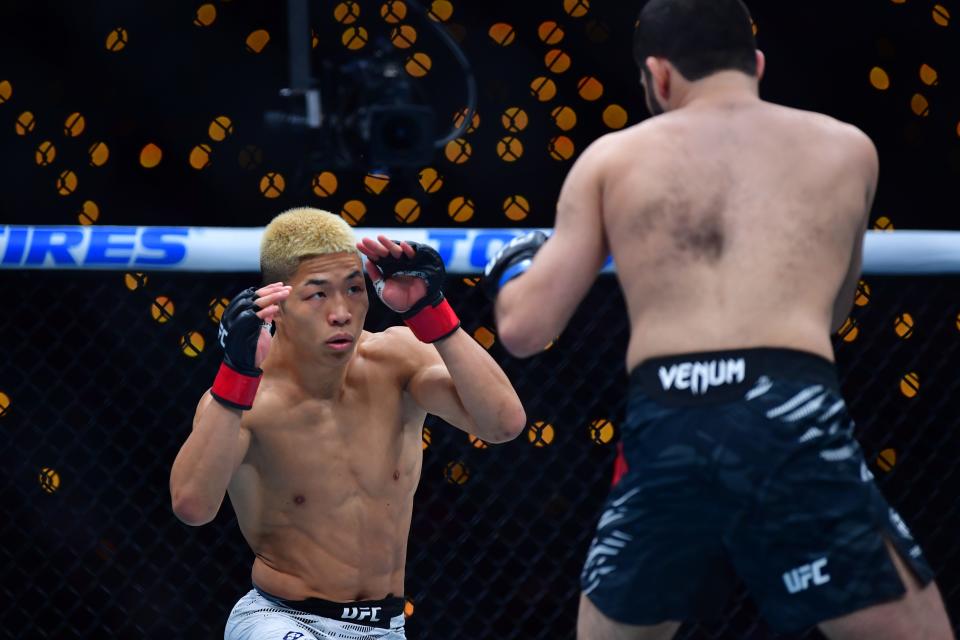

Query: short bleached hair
260;207;359;283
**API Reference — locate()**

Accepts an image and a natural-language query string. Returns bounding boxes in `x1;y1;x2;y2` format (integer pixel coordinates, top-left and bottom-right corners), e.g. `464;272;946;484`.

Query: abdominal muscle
228;401;424;602
245;486;415;602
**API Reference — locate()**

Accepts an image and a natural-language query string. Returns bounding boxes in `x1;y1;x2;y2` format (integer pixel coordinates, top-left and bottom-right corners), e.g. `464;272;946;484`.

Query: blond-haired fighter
484;0;953;638
170;208;525;639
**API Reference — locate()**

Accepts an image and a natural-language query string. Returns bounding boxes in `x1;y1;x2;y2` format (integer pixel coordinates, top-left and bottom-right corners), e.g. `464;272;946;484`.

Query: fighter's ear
645;56;671;102
270;307;281;334
755;50;766;81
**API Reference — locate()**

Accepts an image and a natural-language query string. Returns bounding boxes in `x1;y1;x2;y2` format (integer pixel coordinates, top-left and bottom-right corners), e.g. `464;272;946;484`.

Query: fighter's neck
265;338;353;400
673;72;760;110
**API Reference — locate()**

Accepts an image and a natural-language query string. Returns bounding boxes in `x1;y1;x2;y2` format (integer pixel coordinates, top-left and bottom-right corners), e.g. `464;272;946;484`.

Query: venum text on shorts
657;358;746;395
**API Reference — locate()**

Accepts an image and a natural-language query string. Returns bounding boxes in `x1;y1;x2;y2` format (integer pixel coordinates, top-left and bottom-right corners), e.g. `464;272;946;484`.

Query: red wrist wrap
210;362;262;410
404;298;461;343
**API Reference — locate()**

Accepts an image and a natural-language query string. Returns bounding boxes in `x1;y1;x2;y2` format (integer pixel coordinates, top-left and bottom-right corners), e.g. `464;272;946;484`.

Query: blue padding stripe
499;259;532;289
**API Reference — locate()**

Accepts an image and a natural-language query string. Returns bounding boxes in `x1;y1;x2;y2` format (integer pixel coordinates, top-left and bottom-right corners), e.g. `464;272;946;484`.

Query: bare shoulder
564;124;661;184
595;119;676;167
358;326;414;356
837;121;878;170
780;105;877;160
600;119;668;149
357;327;437;368
567;128;621;170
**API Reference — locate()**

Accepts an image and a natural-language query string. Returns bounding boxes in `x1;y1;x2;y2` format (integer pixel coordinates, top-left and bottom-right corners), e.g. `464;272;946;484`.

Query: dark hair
634;0;757;81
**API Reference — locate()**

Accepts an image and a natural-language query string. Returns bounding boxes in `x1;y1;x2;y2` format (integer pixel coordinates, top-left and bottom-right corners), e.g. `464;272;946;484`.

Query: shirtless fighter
483;0;953;638
170;207;525;639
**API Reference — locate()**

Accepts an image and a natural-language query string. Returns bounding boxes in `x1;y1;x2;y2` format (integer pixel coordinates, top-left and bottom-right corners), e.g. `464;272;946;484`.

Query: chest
245;380;423;496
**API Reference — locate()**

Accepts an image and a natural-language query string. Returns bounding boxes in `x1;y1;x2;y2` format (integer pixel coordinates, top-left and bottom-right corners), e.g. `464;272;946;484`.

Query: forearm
169;393;243;525
433;329;526;442
495;274;560;358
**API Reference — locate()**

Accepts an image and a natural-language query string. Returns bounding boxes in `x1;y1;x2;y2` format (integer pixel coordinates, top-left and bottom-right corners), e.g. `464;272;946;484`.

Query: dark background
0;0;958;230
0;1;958;638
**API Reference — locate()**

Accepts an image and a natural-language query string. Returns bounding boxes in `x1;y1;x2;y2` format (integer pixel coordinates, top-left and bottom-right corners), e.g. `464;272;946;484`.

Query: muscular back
601;101;876;369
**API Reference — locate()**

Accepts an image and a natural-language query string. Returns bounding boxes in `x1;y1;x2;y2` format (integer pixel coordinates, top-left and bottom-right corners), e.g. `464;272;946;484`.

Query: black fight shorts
580;348;935;633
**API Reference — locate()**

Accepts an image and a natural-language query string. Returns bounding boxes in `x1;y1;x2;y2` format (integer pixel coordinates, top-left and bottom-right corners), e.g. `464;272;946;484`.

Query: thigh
582;428;738;625
728;391;938;633
818;539;954;640
577;594;680;640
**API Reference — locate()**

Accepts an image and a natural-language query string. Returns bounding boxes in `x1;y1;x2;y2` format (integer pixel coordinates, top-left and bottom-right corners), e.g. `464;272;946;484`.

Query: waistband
254;585;404;629
630;347;839;406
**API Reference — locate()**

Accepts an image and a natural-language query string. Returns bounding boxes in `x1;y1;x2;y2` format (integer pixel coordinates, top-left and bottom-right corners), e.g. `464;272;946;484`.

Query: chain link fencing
0;271;957;639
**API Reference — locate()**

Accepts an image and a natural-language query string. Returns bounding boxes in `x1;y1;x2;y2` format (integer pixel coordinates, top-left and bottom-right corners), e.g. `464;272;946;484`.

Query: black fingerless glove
373;242;461;343
210;287;264;410
481;230;548;300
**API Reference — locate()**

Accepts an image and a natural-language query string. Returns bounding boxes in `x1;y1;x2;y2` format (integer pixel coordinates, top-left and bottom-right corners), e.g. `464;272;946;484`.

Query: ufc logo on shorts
658;358;745;395
283;633;304;640
341;606;382;622
782;557;831;594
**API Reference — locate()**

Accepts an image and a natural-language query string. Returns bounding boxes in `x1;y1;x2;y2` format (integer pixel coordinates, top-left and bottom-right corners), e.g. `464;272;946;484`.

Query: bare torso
600;101;872;370
228;330;424;601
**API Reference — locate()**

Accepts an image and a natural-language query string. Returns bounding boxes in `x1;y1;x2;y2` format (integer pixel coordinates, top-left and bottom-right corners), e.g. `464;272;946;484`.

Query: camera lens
368;105;434;166
382;115;421;151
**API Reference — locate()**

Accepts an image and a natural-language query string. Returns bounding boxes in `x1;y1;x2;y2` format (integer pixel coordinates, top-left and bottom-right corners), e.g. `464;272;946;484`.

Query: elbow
497;318;548;359
504;404;528;442
171;492;217;527
484;403;527;444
